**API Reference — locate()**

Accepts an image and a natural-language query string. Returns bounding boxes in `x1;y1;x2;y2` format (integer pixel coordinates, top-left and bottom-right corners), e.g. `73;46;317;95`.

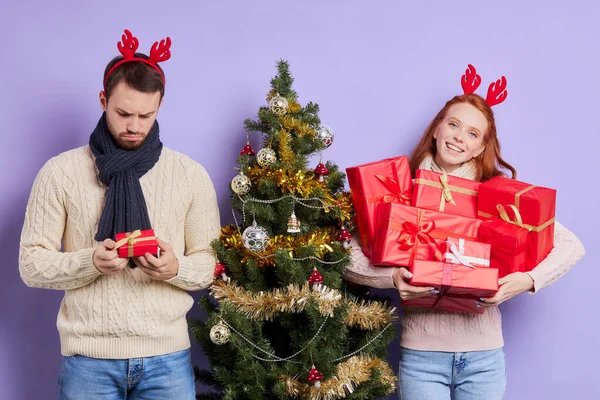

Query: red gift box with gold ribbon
412;169;480;218
115;229;159;258
346;156;413;257
402;260;499;314
478;219;530;278
370;203;481;267
478;176;555;268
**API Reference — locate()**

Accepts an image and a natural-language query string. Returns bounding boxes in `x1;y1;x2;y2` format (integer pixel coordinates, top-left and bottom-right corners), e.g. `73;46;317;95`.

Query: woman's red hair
409;93;516;182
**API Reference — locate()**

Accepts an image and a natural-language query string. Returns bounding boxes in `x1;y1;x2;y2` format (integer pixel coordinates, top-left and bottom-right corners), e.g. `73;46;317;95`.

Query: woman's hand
392;267;436;300
478;272;534;308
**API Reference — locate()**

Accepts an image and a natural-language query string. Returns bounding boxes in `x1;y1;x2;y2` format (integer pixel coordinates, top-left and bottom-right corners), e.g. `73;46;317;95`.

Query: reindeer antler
461;64;481;94
117;29;139;59
104;29;172;91
486;76;508;107
148;37;172;64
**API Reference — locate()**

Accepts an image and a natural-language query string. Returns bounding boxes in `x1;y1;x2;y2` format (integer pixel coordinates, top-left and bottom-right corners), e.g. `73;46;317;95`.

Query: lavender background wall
1;1;598;398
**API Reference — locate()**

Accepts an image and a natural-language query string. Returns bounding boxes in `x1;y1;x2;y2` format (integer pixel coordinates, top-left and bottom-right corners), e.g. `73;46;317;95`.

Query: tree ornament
316;125;334;148
308;267;324;291
240;134;256;156
209;320;231;345
307;365;324;389
337;226;353;249
268;93;289;116
287;211;301;233
231;171;251;195
314;161;329;182
242;220;269;252
256;147;277;167
214;261;229;282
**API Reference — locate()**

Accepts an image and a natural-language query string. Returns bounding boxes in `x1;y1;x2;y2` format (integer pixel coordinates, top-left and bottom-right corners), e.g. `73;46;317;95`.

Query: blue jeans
58;349;195;400
399;347;506;400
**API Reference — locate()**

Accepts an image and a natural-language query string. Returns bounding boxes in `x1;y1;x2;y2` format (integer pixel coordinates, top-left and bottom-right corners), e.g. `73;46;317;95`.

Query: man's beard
113;132;147;150
106;118;148;150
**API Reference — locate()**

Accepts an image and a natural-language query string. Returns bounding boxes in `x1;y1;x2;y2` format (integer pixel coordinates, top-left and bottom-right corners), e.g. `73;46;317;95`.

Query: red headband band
103;29;171;92
460;64;508;107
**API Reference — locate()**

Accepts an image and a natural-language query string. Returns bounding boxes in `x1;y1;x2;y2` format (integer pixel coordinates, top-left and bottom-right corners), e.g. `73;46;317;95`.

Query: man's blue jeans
399;347;506;400
58;349;195;400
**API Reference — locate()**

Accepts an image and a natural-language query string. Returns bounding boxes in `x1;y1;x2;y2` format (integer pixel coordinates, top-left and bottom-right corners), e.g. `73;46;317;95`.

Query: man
19;29;220;399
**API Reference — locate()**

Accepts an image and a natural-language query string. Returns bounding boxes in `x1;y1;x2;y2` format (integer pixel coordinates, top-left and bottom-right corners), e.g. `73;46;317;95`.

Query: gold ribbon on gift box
114;230;156;257
414;169;478;212
477;185;555;232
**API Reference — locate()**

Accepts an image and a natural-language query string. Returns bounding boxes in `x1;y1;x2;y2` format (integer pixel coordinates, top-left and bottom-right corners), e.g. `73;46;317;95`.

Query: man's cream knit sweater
19;145;221;359
343;156;586;352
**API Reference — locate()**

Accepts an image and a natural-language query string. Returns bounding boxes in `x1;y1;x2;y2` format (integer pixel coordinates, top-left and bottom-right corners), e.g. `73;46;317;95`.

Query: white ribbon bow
443;238;490;268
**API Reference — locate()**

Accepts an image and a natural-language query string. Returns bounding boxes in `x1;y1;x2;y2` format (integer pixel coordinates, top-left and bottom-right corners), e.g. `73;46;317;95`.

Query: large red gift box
478;219;530;278
441;237;491;268
412;169;480;218
402;260;498;314
346;156;413;257
115;229;159;258
370;203;481;267
478;176;556;268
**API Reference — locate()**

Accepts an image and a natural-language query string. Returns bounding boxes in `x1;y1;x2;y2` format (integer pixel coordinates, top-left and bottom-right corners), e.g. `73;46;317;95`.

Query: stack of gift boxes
347;156;556;314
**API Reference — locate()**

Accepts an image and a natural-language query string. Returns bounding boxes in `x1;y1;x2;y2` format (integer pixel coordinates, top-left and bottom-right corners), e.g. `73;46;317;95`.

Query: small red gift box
115;229;159;258
403;260;499;314
370;203;481;267
412;169;480;218
441;237;491;268
478;176;555;268
346;156;413;257
478;219;530;278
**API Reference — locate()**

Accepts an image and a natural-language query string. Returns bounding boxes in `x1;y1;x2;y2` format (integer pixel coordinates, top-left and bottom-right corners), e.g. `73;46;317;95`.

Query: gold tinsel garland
242;165;354;219
220;225;338;268
276;129;296;166
280;355;396;399
280;115;318;139
211;280;396;329
245;165;320;197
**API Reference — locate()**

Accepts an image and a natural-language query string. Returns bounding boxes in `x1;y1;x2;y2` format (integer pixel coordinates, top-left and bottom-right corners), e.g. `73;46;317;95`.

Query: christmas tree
192;61;397;399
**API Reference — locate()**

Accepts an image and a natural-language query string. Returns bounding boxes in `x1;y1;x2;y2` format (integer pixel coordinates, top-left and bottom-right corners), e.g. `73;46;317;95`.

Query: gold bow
414;170;477;212
114;230;156;257
439;170;456;207
478;185;555;232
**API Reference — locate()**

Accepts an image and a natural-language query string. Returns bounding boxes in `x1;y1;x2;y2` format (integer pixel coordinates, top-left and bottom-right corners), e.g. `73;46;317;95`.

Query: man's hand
134;238;179;281
93;239;129;275
392;267;436;300
478;272;534;308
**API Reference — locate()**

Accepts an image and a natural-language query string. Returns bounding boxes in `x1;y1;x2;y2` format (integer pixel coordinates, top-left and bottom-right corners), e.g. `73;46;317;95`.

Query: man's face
100;82;162;150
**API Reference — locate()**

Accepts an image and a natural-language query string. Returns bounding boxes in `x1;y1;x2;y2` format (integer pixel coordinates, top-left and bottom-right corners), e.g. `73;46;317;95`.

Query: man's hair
103;52;165;101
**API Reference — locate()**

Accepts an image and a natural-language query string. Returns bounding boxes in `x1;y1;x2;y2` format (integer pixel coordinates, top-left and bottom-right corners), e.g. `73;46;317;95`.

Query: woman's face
433;102;487;172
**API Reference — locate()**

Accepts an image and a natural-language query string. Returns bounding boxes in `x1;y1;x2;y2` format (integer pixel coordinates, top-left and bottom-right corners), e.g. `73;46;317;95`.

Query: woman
343;65;585;400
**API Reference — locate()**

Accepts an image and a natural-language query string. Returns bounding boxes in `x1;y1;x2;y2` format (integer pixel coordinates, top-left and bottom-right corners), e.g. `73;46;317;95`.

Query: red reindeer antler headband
103;29;172;91
460;64;508;107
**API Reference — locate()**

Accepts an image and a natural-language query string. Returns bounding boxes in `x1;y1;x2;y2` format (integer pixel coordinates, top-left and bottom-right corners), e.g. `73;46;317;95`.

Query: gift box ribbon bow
394;209;442;264
443;238;490;268
371;174;412;205
414;169;478;212
114;229;156;257
478;185;555;232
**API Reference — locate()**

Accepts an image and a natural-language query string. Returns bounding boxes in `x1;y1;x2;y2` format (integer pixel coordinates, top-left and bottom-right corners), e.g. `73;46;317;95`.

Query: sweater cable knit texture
19;146;221;359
